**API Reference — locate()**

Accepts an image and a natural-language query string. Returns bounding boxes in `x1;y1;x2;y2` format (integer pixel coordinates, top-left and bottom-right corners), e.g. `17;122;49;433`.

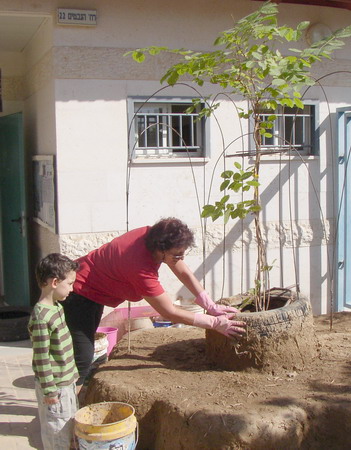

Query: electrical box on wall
32;155;57;233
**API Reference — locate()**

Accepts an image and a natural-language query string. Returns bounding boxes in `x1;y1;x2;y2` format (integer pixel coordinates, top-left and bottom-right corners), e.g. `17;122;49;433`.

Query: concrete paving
0;339;43;449
0;304;117;450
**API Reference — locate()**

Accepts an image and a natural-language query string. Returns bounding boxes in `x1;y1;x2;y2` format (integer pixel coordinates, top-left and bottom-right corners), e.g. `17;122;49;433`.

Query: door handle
10;213;26;237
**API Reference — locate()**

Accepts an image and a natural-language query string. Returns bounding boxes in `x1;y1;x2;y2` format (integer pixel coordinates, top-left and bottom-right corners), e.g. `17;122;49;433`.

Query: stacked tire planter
206;292;318;372
0;306;32;342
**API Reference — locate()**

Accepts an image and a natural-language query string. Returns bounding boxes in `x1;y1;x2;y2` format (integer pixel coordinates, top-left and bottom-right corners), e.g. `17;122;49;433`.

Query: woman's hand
195;291;240;316
145;294;246;338
193;313;246;338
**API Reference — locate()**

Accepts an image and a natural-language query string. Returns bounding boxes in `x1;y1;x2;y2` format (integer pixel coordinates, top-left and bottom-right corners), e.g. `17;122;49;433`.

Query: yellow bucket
75;401;138;449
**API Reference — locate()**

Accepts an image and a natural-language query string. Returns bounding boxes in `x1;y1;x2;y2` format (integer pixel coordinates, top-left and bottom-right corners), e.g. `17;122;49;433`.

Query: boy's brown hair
36;253;79;287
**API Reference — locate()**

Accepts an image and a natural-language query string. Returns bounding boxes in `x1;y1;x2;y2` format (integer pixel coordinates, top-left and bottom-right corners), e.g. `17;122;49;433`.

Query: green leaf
167;71;179;85
294;98;304;109
279;98;295;107
132;51;145;63
214;36;225;46
220;195;230;205
220;180;230;191
185;106;195;114
246;180;260;187
227;181;237;191
201;205;216;217
272;78;288;86
234;161;242;170
221;170;234;179
297;21;310;32
149;46;168;55
242;171;254;180
212;210;223;221
231;210;239;219
224;208;232;224
280;28;295;42
233;182;243;193
238;209;248;219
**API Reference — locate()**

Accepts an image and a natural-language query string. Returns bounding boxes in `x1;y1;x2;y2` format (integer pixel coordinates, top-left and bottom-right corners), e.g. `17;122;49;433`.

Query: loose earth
84;312;351;449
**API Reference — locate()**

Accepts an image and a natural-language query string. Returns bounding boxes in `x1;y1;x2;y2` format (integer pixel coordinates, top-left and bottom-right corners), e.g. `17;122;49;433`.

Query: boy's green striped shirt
28;302;78;397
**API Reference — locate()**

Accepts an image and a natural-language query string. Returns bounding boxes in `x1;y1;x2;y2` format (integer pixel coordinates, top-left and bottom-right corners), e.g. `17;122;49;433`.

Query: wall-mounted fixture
306;23;332;44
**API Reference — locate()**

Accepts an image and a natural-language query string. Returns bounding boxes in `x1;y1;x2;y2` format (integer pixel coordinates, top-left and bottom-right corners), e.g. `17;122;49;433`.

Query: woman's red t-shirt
73;226;164;307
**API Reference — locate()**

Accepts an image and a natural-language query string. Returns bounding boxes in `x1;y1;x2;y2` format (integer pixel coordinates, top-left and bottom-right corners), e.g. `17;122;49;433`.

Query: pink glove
195;291;240;316
193;312;246;338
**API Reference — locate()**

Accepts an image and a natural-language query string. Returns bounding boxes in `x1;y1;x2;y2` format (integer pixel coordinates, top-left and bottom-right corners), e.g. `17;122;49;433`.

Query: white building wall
1;0;351;312
52;1;351;313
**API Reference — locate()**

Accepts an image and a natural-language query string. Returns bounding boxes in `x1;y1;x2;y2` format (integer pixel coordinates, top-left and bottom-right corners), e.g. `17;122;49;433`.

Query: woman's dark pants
62;293;104;386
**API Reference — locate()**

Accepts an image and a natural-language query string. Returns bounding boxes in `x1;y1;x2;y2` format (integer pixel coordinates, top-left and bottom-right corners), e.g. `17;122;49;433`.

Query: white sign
57;8;97;26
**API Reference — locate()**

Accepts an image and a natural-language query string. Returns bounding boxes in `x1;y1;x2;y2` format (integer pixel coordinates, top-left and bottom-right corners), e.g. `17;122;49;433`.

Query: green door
0;112;30;306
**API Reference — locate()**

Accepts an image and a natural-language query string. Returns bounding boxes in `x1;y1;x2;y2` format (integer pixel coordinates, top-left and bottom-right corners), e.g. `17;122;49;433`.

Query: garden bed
84;312;351;449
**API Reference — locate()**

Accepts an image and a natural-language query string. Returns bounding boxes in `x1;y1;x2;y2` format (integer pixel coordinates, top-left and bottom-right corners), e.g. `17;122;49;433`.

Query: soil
84;312;351;450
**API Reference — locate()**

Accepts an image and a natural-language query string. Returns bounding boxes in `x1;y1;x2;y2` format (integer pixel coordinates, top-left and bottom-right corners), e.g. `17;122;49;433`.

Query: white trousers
35;380;78;450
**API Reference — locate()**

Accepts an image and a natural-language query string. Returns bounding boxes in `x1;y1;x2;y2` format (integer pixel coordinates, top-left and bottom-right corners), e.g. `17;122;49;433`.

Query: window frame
127;97;208;160
249;100;320;157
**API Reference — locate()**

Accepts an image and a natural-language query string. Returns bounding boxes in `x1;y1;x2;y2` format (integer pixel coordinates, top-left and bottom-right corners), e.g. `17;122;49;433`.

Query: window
255;104;318;156
128;99;206;159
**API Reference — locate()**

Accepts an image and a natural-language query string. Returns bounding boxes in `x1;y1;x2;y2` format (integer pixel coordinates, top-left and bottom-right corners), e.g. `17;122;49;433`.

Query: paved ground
0;303;117;449
0;339;42;449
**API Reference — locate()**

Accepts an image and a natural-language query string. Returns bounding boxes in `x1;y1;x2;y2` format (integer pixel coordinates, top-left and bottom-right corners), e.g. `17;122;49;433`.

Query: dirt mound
84;312;351;449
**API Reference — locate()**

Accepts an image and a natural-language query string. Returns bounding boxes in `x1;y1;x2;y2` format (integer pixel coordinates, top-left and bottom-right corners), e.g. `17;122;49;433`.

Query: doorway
0;112;30;306
336;107;351;311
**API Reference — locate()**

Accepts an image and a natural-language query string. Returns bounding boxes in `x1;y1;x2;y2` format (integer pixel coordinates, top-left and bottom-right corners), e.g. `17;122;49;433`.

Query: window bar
144;114;148;147
275;117;279;147
136;117;140;148
168;113;173;146
283;113;286;148
135;115;145;147
292;117;296;148
266;113;273;148
302;115;306;149
159;114;164;149
190;115;195;147
179;114;183;147
156;113;160;148
168;113;173;148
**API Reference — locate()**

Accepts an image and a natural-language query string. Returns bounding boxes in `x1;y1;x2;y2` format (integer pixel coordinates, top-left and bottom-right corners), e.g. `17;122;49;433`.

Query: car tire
0;306;32;342
206;293;317;372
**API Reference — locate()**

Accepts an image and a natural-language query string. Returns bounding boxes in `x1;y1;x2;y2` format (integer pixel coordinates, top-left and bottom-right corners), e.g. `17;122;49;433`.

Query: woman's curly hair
145;217;194;252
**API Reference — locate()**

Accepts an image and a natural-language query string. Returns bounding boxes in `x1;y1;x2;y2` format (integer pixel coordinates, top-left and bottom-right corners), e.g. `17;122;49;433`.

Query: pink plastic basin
96;326;118;355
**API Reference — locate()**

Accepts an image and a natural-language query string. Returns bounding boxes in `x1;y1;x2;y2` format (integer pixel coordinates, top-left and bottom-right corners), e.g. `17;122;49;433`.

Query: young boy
28;253;79;450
